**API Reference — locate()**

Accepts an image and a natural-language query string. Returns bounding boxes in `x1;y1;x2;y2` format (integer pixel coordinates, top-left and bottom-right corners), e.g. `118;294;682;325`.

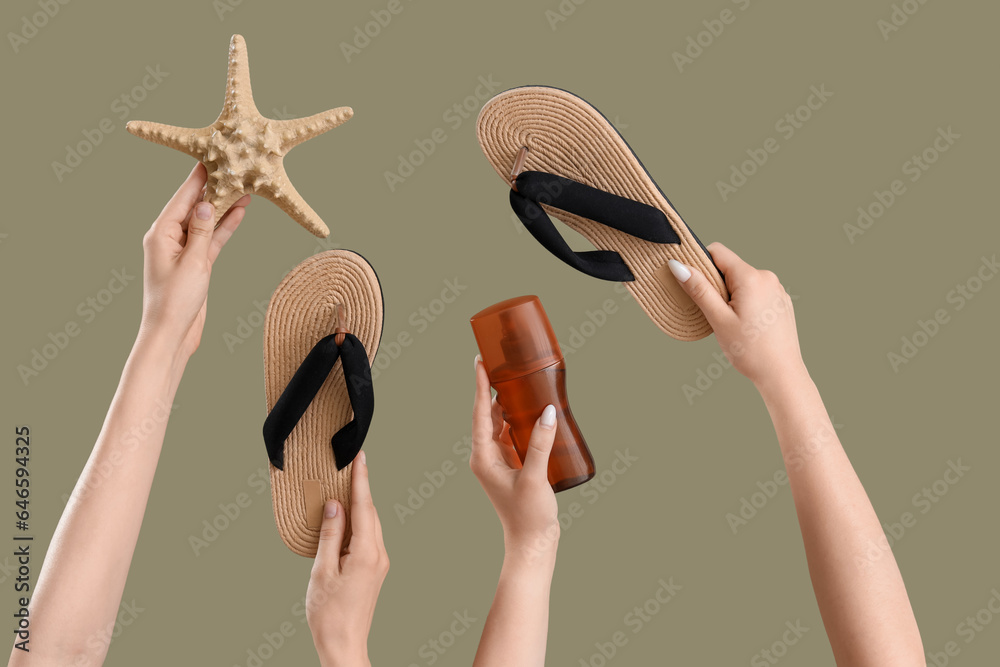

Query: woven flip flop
262;250;383;557
476;86;728;341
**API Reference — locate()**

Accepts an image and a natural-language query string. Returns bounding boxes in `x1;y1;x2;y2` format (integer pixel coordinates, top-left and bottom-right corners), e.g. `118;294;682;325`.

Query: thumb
667;259;734;330
313;500;346;571
521;404;557;480
185;201;216;258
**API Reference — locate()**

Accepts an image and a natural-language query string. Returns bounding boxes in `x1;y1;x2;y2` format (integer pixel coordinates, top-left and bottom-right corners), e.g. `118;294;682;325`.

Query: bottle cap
470;295;563;383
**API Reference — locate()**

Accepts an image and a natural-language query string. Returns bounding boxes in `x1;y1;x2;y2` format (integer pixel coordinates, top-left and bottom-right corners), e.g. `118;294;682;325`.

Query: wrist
311;622;370;667
133;326;191;377
317;648;370;667
138;307;197;351
503;528;560;570
752;360;811;402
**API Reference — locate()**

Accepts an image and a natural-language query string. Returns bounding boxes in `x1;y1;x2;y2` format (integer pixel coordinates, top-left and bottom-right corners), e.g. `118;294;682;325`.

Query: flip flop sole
263;250;383;557
476;86;727;341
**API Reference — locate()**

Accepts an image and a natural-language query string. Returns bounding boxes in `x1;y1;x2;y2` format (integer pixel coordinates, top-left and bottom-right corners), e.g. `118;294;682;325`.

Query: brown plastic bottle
471;296;596;492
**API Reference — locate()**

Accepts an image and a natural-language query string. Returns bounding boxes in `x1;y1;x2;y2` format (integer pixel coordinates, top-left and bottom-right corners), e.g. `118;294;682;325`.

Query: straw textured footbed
476;86;728;341
263;250;383;557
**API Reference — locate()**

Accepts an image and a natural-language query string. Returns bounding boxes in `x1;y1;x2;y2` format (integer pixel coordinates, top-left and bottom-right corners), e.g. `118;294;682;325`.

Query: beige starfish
126;34;351;238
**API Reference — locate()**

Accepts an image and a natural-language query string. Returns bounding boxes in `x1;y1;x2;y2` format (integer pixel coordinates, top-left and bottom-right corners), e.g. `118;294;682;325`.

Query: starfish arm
273;107;354;153
262;167;330;238
126;121;211;159
220;34;258;121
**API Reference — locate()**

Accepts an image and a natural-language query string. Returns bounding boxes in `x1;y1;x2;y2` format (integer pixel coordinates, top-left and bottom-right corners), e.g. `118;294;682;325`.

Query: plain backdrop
1;0;997;665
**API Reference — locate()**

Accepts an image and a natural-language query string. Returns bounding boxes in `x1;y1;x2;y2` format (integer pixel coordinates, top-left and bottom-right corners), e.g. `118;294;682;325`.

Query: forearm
317;648;371;667
13;332;187;665
315;625;372;667
756;369;923;666
473;542;557;667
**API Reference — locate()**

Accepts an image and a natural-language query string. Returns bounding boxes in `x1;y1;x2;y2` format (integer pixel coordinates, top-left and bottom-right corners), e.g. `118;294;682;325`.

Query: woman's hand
8;163;249;667
469;357;560;667
673;243;925;665
307;453;389;667
471;356;560;557
138;162;249;359
668;243;807;391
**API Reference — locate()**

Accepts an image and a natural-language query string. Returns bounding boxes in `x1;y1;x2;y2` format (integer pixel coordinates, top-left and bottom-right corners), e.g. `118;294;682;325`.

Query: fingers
497;422;522;470
159;162;208;224
181;191;250;233
490;398;521;468
348;452;377;551
229;193;252;210
370;502;389;578
313;500;346;574
178;185;208;234
470;357;501;473
490;396;505;442
521;404;557;480
706;242;757;283
372;502;386;557
667;259;736;331
208;200;248;264
183;201;216;259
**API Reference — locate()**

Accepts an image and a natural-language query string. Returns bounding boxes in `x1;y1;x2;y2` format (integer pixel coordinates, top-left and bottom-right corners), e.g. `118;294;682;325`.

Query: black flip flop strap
329;335;374;469
509;170;681;282
263;333;374;471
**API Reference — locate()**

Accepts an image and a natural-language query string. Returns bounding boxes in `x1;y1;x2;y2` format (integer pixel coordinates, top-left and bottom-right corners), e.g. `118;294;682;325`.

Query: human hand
307;453;388;667
668;243;806;390
138;162;249;358
471;356;560;557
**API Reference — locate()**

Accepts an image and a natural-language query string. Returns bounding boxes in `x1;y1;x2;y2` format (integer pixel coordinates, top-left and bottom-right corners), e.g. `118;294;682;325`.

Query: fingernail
195;202;213;220
474;354;482;369
359;450;367;465
324;501;338;518
540;404;556;429
667;259;691;283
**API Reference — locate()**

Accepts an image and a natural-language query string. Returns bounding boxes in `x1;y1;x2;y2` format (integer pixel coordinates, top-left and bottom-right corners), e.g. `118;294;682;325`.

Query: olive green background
2;0;998;664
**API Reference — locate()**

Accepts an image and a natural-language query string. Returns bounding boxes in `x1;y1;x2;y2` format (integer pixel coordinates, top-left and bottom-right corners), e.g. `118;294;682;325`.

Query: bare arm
10;163;248;666
757;369;923;665
476;545;557;667
669;244;923;666
470;358;560;667
16;336;184;665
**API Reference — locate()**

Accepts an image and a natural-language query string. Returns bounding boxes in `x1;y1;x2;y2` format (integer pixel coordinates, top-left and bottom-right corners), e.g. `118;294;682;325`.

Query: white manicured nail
667;259;691;283
540;404;556;429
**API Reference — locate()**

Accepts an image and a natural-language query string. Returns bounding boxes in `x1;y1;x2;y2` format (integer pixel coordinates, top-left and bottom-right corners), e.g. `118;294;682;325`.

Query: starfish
126;34;351;238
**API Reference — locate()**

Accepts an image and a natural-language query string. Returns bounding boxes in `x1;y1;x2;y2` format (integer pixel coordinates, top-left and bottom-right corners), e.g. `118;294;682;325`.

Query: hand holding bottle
471;356;560;555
